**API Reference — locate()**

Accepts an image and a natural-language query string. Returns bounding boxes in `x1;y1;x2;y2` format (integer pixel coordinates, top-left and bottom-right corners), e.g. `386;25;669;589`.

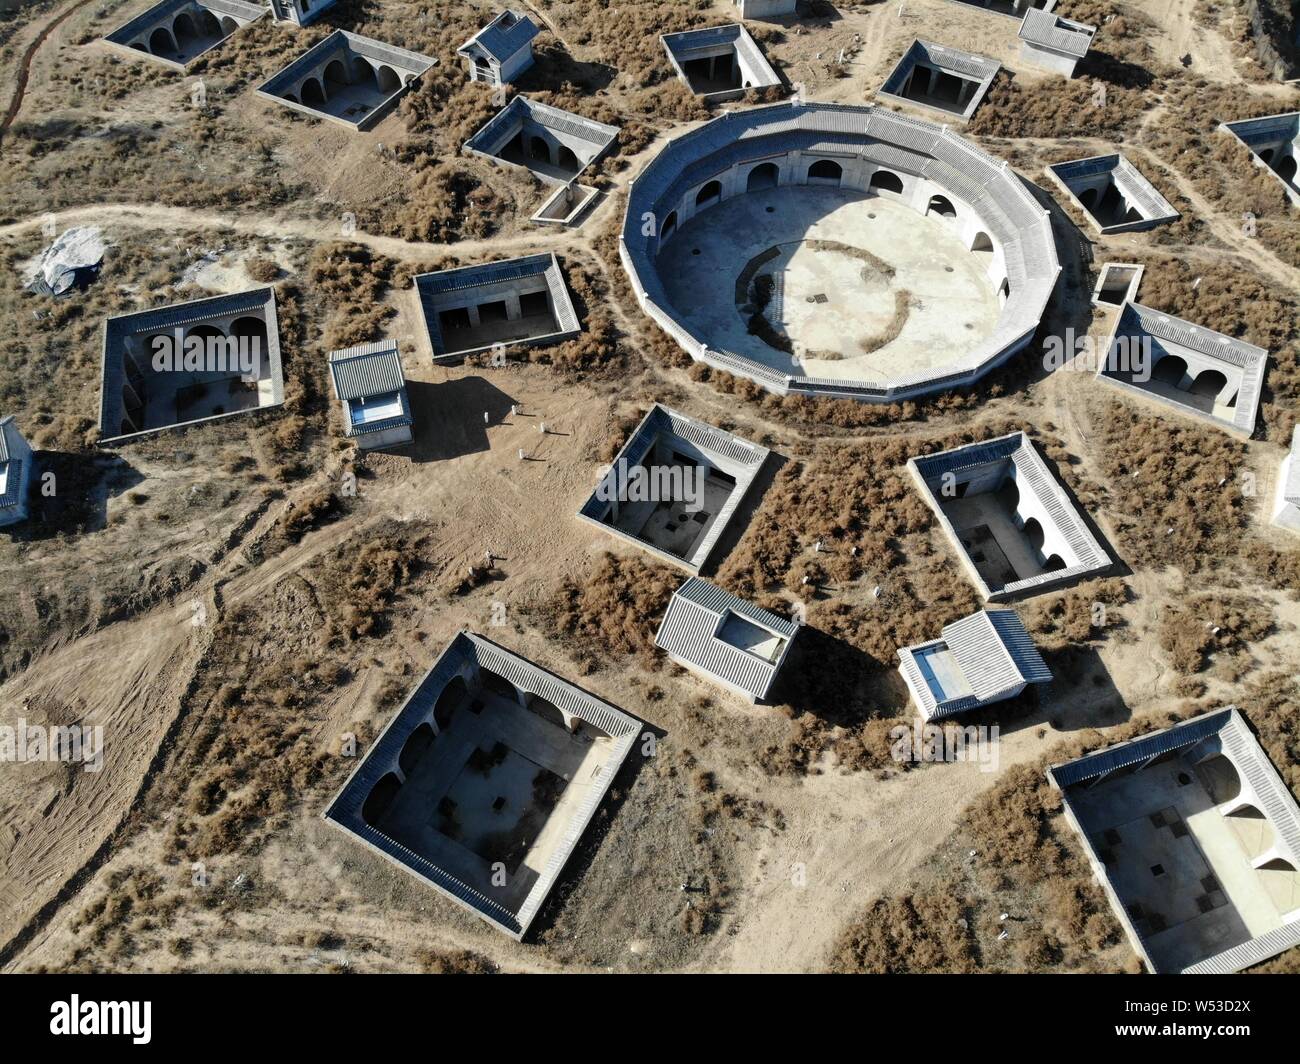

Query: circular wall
620;101;1061;402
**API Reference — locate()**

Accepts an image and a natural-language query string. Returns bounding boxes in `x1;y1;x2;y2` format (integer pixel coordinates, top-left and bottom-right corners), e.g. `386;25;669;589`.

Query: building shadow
1076;50;1157;91
403;376;518;464
700;450;787;576
7;450;145;540
769;624;907;725
970;643;1132;738
525;721;656;942
518;44;617;94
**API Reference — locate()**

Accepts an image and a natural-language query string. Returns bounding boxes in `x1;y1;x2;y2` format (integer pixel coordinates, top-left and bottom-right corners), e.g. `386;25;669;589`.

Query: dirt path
0;0;96;148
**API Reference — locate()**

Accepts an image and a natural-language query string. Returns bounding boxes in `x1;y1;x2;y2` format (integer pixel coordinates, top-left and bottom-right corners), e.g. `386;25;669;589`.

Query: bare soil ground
1;0;1298;974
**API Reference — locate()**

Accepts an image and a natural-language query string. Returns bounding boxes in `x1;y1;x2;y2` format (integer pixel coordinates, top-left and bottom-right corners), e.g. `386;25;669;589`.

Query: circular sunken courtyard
621;102;1061;402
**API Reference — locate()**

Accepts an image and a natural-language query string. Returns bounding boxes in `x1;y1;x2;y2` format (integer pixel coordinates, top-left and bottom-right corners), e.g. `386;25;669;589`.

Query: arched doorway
352;57;378;90
172;12;198;47
231;315;268;345
808;159;842;185
1042;554;1066;573
301;77;326;107
480;667;518;703
376;65;400;93
998;278;1011;304
1080;186;1099;210
971;231;993;253
220;15;238;34
361;773;401;827
1023;516;1045;555
148;27;176;54
1188;369;1227;400
185;323;226;352
324;59;349;93
1196;753;1242;803
869;169;903;193
557;145;579;171
1276;155;1297;184
746;162;779;193
927;194;957;219
398;723;434;775
1225;804;1273;859
526;694;567;729
529;135;551;163
661;210;677;240
434;676;467;730
1150;354;1188;386
696;179;722;207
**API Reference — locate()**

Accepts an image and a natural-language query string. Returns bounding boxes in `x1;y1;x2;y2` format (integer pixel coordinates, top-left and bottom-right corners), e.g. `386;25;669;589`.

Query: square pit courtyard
578;404;771;572
1050;708;1300;973
257;31;434;131
1046;154;1179;235
103;0;264;69
414;252;581;361
98;287;284;444
879;40;1000;122
908;431;1112;600
1099;301;1267;438
464;96;618;186
324;632;640;939
660;24;780;103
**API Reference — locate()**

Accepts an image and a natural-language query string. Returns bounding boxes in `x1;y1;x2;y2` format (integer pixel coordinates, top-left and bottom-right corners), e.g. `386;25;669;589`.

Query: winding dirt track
0;0;96;148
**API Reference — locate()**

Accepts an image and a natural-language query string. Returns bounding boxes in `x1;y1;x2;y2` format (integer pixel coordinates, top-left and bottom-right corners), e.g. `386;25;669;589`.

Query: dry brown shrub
414;946;497;973
830;892;977;973
1158;593;1273;673
533;552;679;673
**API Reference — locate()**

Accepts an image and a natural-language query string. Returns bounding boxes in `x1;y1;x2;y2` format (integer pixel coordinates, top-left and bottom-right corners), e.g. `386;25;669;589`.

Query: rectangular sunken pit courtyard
907;431;1112;600
104;0;265;69
1099;301;1267;437
1219;111;1300;207
323;632;641;939
98;287;284;445
661;24;780;103
1050;708;1300;973
414;252;581;361
256;31;434;131
465;96;618;185
879;40;1000;122
1046;153;1179;234
578;404;771;572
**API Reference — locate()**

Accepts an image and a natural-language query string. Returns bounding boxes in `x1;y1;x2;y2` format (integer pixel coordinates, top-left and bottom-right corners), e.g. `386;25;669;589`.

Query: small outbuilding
267;0;339;28
1017;9;1096;78
328;340;413;451
654;577;799;702
897;608;1051;720
0;417;34;528
457;10;540;86
735;0;798;18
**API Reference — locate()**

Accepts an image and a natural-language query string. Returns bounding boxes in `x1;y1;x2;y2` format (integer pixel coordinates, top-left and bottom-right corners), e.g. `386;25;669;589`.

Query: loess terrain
0;0;1298;974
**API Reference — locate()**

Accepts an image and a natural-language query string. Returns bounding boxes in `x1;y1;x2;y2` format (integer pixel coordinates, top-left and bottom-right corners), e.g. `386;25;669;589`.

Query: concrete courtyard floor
1069;756;1288;972
376;691;618;913
658;186;1000;382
